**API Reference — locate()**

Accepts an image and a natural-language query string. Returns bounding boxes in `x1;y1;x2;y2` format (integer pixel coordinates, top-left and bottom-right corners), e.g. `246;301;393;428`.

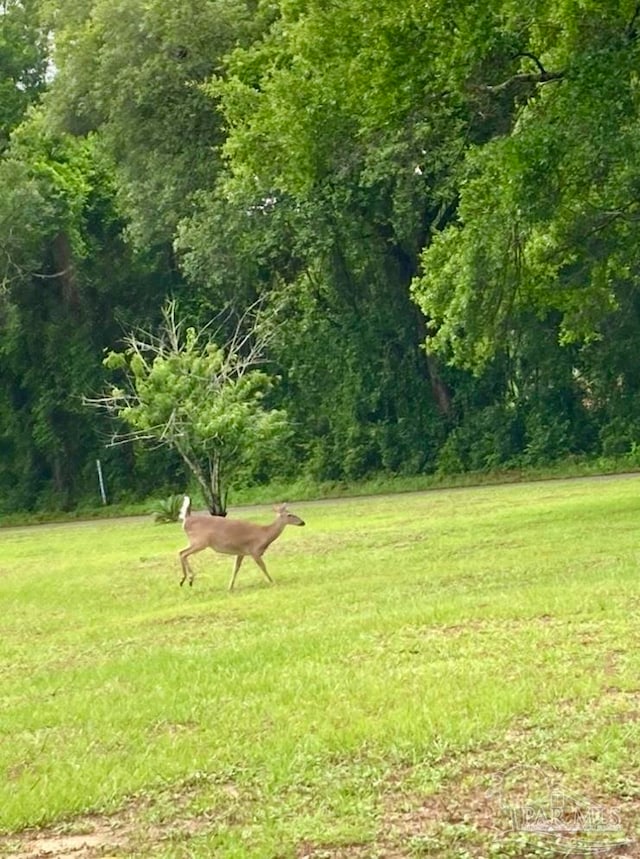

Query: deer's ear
274;502;288;513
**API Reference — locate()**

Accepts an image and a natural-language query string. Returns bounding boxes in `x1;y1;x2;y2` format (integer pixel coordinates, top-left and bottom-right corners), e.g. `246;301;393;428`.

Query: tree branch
513;52;547;75
482;69;564;95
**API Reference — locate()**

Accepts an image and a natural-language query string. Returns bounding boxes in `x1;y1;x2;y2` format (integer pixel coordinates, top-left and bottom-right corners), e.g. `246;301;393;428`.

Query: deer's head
274;503;305;526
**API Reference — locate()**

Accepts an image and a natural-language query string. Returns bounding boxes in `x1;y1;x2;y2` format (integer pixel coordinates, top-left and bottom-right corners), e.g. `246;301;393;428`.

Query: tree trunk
207;453;227;516
415;311;453;417
174;441;227;516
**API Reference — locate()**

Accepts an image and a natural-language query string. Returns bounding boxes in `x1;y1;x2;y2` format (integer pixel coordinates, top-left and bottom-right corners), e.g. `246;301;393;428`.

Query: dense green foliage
2;0;640;511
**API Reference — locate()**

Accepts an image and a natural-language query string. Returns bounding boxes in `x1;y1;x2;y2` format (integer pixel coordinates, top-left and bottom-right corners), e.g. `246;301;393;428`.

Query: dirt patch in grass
0;792;215;859
1;822;128;859
0;813;214;859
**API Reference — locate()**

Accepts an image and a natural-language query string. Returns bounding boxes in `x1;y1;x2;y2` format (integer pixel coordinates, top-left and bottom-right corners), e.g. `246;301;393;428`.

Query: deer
178;495;305;590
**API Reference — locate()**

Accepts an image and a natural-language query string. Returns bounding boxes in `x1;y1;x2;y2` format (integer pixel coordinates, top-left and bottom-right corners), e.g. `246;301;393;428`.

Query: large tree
412;1;640;368
176;0;481;480
0;111;174;511
47;0;266;248
201;0;638;472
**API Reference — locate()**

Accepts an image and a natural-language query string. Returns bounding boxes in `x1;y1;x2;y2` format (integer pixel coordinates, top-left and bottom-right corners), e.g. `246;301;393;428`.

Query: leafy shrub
599;417;638;457
152;494;184;524
521;411;571;465
436;404;522;474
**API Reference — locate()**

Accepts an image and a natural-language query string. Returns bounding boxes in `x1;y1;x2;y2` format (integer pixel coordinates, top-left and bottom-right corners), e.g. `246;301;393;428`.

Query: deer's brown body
178;496;305;589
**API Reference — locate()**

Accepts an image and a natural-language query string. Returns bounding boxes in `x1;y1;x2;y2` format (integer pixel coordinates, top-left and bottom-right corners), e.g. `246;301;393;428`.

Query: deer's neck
261;516;286;550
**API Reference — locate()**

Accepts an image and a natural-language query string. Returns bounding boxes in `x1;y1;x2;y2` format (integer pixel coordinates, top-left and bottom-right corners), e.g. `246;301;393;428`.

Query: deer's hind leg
179;543;204;586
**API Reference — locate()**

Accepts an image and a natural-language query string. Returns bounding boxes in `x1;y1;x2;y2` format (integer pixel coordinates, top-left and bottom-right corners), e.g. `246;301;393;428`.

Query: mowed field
1;477;640;858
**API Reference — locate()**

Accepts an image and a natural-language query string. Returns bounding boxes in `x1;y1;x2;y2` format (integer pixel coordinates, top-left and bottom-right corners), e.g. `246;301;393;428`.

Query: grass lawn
1;476;640;857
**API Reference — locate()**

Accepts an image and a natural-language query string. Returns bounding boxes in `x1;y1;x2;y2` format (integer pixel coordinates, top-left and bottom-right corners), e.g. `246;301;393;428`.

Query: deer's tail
179;495;191;522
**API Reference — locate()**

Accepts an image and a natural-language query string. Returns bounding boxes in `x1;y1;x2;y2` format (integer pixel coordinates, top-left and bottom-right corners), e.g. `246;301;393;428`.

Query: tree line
2;0;640;513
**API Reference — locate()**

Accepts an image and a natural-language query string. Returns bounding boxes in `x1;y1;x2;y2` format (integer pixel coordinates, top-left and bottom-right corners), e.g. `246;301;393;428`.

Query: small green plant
152;493;184;523
89;300;289;516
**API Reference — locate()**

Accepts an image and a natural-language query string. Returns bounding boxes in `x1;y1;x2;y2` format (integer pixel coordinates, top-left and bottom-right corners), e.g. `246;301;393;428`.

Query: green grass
1;476;640;857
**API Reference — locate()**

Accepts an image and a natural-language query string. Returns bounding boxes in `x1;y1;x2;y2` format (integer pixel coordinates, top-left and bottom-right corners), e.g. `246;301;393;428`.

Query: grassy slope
1;476;640;857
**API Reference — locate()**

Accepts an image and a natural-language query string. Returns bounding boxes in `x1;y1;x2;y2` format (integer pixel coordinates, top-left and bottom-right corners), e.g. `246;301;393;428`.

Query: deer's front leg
253;554;274;585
